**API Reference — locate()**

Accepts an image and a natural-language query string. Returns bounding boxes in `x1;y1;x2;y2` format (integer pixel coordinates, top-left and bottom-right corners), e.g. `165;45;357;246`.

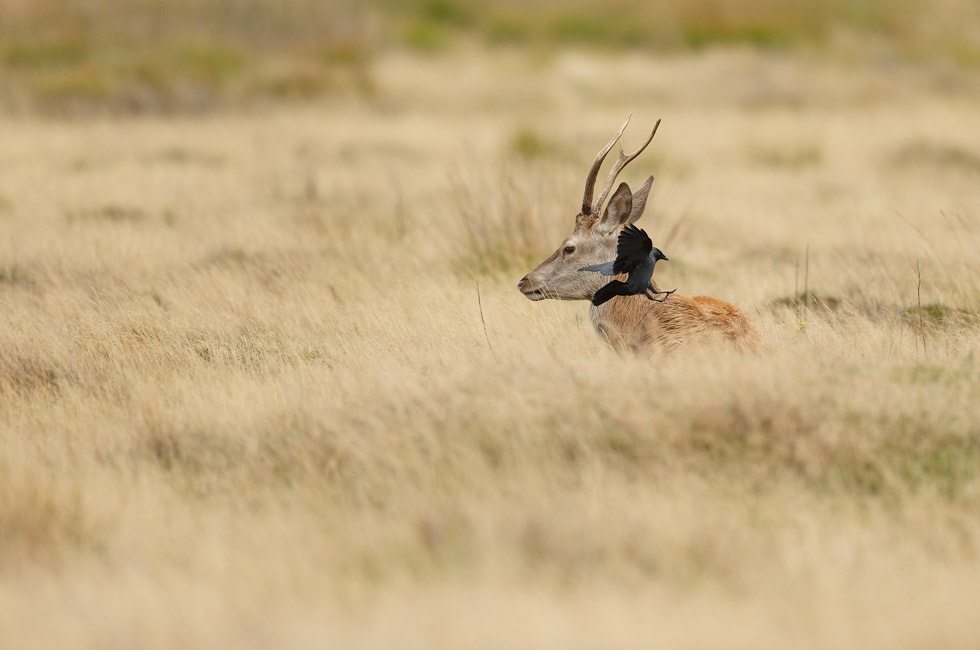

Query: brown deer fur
590;284;757;353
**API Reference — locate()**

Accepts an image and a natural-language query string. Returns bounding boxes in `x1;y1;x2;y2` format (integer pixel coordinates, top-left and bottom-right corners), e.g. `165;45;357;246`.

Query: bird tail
591;280;629;306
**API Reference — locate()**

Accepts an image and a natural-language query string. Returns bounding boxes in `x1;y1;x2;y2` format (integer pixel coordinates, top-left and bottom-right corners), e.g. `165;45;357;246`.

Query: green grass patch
67;205;146;223
510;128;563;160
905;302;978;327
891;141;980;174
402;20;452;52
485;14;531;45
169;43;247;87
895;363;973;385
547;13;647;48
891;433;980;500
2;36;89;69
770;291;844;311
418;0;473;27
0;266;34;288
33;66;112;108
683;23;797;50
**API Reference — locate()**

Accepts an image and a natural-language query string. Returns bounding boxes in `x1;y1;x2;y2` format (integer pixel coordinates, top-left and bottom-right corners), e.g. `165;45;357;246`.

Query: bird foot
644;288;677;303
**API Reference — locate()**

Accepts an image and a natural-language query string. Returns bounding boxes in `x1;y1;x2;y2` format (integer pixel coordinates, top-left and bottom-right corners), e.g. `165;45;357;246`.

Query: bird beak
662;254;669;261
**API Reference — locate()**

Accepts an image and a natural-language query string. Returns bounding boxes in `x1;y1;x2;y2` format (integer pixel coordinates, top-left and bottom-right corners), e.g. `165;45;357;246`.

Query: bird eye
563;246;575;256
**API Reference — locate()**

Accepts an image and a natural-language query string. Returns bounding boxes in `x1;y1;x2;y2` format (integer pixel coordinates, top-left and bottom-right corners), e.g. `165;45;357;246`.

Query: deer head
518;115;660;301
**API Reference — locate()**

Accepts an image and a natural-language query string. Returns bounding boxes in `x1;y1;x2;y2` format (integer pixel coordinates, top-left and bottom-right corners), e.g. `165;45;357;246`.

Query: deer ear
597;182;632;234
626;176;653;225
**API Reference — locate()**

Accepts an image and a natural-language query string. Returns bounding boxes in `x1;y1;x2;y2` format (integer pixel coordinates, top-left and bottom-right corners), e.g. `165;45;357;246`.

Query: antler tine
592;118;661;217
581;113;632;216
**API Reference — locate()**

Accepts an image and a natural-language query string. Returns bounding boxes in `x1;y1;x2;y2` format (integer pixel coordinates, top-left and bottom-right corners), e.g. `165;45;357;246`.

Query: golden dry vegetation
3;2;980;648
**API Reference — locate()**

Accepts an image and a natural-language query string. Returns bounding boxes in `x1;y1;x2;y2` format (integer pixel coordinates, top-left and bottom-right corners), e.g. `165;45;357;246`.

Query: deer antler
591;118;660;217
581;114;632;216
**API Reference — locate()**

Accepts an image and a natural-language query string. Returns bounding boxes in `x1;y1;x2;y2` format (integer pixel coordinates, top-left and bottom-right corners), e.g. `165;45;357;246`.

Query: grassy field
2;0;979;115
3;3;980;647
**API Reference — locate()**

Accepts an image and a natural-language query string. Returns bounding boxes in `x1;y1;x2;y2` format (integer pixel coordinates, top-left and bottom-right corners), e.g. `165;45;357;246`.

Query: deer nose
517;275;528;290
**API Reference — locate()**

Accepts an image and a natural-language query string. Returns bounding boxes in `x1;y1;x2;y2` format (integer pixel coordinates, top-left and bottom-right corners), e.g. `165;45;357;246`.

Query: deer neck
588;277;663;344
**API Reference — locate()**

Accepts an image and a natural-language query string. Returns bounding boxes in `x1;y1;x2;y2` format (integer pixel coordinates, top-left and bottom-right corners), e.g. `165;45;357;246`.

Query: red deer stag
517;116;757;352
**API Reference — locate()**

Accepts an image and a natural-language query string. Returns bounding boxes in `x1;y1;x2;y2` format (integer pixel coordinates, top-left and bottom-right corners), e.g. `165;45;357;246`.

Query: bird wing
578;261;616;276
613;224;653;275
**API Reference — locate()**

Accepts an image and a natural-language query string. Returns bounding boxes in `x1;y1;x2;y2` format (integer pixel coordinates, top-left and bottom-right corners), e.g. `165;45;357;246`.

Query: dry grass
2;46;980;648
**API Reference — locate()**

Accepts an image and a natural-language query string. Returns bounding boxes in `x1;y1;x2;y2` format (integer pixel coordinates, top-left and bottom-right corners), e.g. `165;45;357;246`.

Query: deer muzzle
517;274;547;301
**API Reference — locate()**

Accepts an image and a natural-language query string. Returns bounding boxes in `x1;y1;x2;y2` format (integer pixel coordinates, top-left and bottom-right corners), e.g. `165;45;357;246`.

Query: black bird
579;225;676;307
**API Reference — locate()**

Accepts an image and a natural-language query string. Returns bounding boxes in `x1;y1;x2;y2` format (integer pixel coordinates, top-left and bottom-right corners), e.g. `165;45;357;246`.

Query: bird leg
644;287;676;303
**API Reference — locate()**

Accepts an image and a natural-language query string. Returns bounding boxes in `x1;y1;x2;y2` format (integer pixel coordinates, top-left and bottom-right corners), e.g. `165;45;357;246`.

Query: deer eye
563;246;575;256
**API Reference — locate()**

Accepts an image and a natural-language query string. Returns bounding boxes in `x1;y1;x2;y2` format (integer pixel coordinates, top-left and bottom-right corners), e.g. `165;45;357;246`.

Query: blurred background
1;0;978;116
